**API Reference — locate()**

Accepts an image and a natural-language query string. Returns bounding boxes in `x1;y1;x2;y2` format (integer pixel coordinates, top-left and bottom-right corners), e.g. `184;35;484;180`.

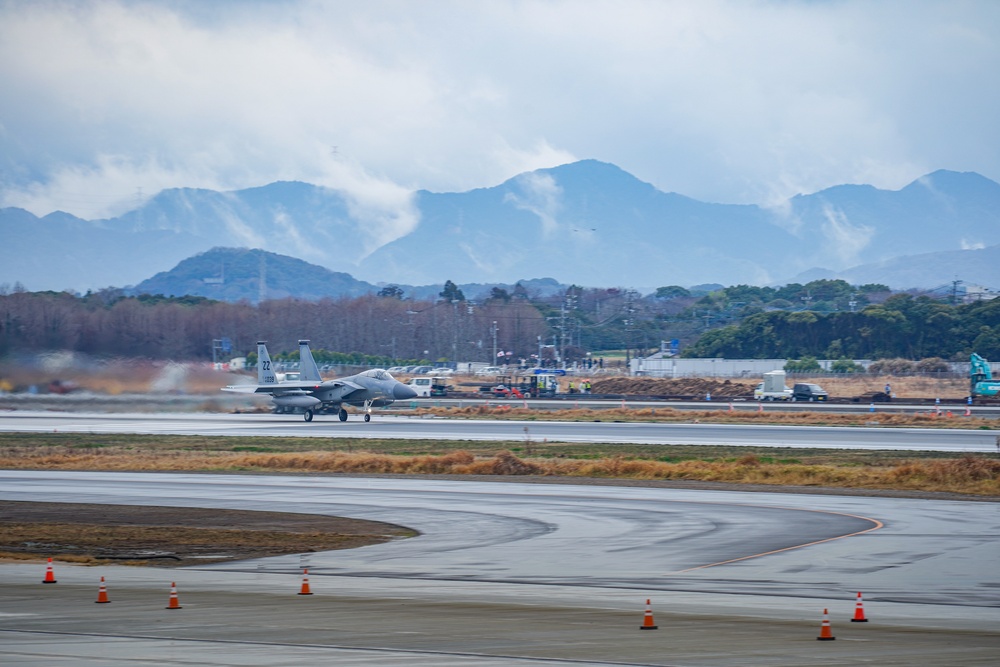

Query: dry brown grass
578;374;970;399
403;404;994;429
1;447;997;496
798;374;968;399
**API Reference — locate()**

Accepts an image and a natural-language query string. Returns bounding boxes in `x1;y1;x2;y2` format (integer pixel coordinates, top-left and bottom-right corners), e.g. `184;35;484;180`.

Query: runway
2;409;999;664
1;409;998;451
1;471;999;665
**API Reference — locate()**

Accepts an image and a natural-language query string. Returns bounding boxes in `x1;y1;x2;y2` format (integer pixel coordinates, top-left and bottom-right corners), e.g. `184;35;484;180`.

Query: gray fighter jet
222;340;417;422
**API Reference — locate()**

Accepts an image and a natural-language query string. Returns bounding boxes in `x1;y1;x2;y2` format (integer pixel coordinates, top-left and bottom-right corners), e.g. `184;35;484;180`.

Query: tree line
684;293;1000;361
0;288;547;364
1;280;995;364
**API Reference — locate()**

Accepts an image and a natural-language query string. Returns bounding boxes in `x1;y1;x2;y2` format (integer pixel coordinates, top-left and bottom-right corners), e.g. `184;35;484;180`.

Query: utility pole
491;321;498;365
624;290;636;368
258;253;267;305
559;301;566;369
951;279;963;305
451;299;459;362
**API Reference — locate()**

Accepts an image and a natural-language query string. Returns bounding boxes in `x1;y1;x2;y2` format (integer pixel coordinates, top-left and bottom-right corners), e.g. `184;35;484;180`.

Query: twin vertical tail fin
257;341;277;385
298;340;323;382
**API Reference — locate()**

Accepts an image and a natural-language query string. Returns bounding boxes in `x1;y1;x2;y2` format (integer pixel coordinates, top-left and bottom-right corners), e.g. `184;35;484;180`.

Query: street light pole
452;299;460;362
491;321;498;365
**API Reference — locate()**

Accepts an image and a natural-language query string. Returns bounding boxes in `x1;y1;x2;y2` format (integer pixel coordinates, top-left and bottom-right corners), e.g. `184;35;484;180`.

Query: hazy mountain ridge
129;247;569;303
788;243;1000;292
131;247;379;302
2;161;999;292
359;161;787;288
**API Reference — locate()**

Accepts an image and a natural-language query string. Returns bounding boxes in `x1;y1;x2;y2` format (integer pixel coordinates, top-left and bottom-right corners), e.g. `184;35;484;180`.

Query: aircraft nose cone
394;382;418;400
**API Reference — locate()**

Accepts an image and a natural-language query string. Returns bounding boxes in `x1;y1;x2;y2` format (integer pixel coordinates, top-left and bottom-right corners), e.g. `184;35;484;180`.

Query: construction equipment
486;373;560;399
970;353;1000;397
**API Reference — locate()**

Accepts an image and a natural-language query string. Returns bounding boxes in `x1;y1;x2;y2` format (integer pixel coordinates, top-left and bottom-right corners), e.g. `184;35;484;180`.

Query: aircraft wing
319;379;366;400
324;380;364;391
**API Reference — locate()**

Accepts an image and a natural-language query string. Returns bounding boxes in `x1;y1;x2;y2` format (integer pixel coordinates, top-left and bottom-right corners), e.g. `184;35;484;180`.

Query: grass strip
400;404;998;429
1;433;998;497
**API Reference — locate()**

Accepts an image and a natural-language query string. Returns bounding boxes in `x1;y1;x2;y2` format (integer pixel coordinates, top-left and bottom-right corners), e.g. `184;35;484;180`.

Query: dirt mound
0;501;414;566
591;377;755;397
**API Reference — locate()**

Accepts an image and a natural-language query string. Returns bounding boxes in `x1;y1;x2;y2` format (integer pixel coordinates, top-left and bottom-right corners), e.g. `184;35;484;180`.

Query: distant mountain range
133;247;378;302
131;247;570;303
790;243;1000;292
3;160;999;293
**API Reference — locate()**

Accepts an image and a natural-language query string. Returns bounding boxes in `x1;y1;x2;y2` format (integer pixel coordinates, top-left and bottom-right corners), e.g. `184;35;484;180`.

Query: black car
792;383;829;401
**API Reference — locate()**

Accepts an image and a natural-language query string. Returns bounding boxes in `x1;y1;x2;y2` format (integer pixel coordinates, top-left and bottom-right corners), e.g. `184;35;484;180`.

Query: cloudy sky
2;0;998;236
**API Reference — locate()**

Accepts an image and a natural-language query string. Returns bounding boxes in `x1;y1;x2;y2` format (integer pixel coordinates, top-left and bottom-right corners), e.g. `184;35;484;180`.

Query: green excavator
970;353;1000;397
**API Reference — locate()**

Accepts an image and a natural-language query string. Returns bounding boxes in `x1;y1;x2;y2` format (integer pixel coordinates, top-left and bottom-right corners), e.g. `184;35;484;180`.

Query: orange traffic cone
851;591;868;622
166;581;182;609
95;576;110;603
965;405;972;417
42;557;57;584
757;402;763;413
639;598;658;630
298;568;313;595
728;402;734;412
817;608;835;640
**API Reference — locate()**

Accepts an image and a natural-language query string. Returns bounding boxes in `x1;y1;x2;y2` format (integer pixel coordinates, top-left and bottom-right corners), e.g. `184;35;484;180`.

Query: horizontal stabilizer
222;385;258;394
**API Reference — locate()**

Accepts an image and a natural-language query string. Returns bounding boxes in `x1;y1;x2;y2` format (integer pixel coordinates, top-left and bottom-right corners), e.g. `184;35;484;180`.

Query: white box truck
754;370;793;401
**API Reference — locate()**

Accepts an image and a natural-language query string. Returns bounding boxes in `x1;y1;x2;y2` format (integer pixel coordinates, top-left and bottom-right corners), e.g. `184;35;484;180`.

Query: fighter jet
222;340;418;422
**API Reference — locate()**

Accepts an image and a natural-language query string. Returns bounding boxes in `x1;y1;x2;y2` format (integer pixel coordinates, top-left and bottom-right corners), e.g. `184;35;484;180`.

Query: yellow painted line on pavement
671;507;883;573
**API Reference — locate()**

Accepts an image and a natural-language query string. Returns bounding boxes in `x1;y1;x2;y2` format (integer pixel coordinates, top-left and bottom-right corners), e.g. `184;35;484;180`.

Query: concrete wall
629;357;999;378
631;358;788;377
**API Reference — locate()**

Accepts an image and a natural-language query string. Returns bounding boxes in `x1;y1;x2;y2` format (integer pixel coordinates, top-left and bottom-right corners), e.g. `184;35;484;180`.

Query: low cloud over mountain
3;161;999;293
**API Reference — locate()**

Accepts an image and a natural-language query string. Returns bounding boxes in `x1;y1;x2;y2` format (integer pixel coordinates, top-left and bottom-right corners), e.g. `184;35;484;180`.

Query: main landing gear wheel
339;408;348;422
364;413;371;422
303;410;313;422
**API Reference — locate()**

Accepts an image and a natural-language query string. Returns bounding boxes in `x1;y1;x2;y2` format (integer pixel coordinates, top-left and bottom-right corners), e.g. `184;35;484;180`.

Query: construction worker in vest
568;381;576;394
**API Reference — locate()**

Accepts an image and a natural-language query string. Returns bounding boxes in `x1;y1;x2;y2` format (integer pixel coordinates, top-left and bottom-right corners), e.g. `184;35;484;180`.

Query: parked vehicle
475;366;503;376
792;383;829;402
754;370;793;401
406;376;433;397
406;376;452;397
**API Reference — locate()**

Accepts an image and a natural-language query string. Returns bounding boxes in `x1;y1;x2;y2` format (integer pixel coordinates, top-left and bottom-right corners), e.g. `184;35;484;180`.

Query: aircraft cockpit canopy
361;369;393;381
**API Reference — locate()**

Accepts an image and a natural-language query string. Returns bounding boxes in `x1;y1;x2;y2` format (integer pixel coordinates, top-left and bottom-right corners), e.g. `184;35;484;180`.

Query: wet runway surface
2;410;998;451
2;472;999;665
